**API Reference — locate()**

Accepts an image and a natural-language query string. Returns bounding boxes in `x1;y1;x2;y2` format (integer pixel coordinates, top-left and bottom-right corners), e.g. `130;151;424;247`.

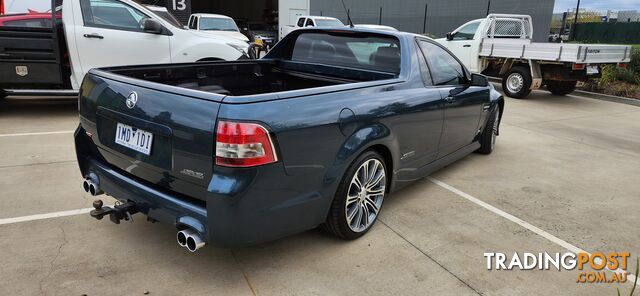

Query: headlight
227;43;249;56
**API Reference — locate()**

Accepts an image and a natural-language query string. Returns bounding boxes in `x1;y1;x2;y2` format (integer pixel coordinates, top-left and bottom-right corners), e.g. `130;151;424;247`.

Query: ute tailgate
79;70;223;200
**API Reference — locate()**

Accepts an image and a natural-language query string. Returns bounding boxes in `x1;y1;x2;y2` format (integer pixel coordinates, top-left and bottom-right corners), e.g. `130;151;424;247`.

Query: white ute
436;14;632;98
3;0;251;97
63;0;252;91
187;14;250;43
280;15;344;40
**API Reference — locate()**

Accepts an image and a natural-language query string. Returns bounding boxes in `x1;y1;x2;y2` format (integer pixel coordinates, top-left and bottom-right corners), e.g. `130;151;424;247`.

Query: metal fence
574;22;640;44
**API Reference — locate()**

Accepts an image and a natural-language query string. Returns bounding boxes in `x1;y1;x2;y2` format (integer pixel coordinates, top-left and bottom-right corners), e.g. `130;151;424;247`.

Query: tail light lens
572;63;585;71
215;120;277;167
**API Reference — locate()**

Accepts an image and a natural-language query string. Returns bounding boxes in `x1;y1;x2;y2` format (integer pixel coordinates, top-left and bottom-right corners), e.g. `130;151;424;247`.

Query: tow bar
90;199;139;224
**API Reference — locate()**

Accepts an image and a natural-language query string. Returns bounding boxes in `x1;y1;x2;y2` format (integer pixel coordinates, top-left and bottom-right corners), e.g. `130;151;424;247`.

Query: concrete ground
0;90;638;296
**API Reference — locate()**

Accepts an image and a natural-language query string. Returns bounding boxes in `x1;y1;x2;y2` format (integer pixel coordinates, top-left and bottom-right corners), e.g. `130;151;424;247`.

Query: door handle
463;44;471;48
83;33;104;39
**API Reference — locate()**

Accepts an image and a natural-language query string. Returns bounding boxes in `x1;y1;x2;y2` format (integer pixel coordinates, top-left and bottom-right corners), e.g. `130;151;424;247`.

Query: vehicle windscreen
200;17;238;31
315;19;344;27
149;9;183;28
291;33;401;74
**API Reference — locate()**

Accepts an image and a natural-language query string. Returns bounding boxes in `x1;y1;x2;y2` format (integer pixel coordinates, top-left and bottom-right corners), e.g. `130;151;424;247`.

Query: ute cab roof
191;13;234;19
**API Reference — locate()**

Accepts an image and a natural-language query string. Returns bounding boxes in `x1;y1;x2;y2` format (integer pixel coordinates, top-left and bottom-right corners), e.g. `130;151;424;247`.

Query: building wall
310;0;555;41
617;10;640;23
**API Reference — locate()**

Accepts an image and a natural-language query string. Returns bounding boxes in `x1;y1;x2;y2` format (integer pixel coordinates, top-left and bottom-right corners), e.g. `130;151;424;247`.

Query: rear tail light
617;62;627;69
572;63;585;71
215;120;277;167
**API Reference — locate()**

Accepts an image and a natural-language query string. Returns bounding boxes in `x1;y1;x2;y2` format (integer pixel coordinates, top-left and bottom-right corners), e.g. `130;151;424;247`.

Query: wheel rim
506;73;524;94
345;159;386;233
491;110;499;150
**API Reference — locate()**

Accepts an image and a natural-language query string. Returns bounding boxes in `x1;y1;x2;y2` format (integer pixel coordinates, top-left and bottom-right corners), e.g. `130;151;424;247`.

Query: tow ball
90;199;139;224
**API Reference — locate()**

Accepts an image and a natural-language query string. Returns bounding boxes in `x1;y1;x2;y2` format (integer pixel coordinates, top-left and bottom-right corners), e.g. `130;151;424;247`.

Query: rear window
291;33;401;74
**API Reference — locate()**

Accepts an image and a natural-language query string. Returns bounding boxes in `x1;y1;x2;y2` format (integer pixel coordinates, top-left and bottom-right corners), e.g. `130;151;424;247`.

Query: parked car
187;13;249;43
436;14;632;98
0;8;60;28
0;0;251;99
235;19;278;49
280;15;344;40
76;28;504;250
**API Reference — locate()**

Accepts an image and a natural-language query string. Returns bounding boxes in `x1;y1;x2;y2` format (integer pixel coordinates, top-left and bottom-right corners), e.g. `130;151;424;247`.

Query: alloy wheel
345;158;386;233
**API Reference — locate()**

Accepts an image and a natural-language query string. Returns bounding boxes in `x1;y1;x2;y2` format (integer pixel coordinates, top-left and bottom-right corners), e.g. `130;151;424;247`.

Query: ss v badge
180;169;204;179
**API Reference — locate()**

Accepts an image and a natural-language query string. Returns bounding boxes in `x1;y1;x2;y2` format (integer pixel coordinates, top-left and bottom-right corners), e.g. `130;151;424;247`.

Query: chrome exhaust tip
186;234;205;253
177;230;189;247
177;228;205;252
82;179;90;193
84;173;103;196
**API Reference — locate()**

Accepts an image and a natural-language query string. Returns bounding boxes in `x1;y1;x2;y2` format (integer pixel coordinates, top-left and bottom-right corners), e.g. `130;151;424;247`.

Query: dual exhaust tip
177;229;206;252
82;173;103;196
82;173;205;252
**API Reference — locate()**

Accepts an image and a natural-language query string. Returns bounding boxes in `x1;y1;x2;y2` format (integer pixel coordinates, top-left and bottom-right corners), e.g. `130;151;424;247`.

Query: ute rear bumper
83;157;208;236
75;125;334;247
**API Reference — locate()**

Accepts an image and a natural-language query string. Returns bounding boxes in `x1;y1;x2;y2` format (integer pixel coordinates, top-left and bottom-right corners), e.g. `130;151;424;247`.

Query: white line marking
427;176;639;287
0;208;93;226
0;130;74;138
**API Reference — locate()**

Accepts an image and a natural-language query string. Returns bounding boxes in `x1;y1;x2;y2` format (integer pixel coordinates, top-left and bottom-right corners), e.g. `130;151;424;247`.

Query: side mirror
446;32;454;41
470;73;489;87
142;18;163;34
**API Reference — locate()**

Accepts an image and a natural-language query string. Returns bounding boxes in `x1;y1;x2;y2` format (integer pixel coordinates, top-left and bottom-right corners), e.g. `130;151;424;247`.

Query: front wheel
322;150;387;240
546;80;576;95
501;66;532;99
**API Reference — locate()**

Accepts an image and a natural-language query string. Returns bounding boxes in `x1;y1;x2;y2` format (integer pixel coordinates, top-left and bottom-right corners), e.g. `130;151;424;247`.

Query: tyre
477;108;500;154
546;80;576;95
501;66;532;99
322;150;387;240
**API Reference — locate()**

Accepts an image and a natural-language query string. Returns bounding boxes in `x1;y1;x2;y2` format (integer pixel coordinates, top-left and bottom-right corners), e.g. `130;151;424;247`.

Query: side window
80;0;148;32
415;41;433;86
297;17;306;27
453;22;480;40
189;16;198;29
305;19;315;27
419;41;466;86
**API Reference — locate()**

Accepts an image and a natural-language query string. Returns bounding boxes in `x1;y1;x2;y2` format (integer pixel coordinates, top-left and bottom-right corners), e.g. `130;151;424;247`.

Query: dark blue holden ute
75;28;504;250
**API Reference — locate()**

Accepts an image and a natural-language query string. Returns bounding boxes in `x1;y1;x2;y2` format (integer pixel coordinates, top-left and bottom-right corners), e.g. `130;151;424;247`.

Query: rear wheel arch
367;144;393;192
321;125;396;217
321;148;389;239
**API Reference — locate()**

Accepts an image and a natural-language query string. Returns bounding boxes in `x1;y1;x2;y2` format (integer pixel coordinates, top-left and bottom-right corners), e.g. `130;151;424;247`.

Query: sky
554;0;639;13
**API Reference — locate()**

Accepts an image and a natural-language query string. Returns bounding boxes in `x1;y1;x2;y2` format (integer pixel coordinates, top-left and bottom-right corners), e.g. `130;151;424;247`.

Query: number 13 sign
172;0;186;10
